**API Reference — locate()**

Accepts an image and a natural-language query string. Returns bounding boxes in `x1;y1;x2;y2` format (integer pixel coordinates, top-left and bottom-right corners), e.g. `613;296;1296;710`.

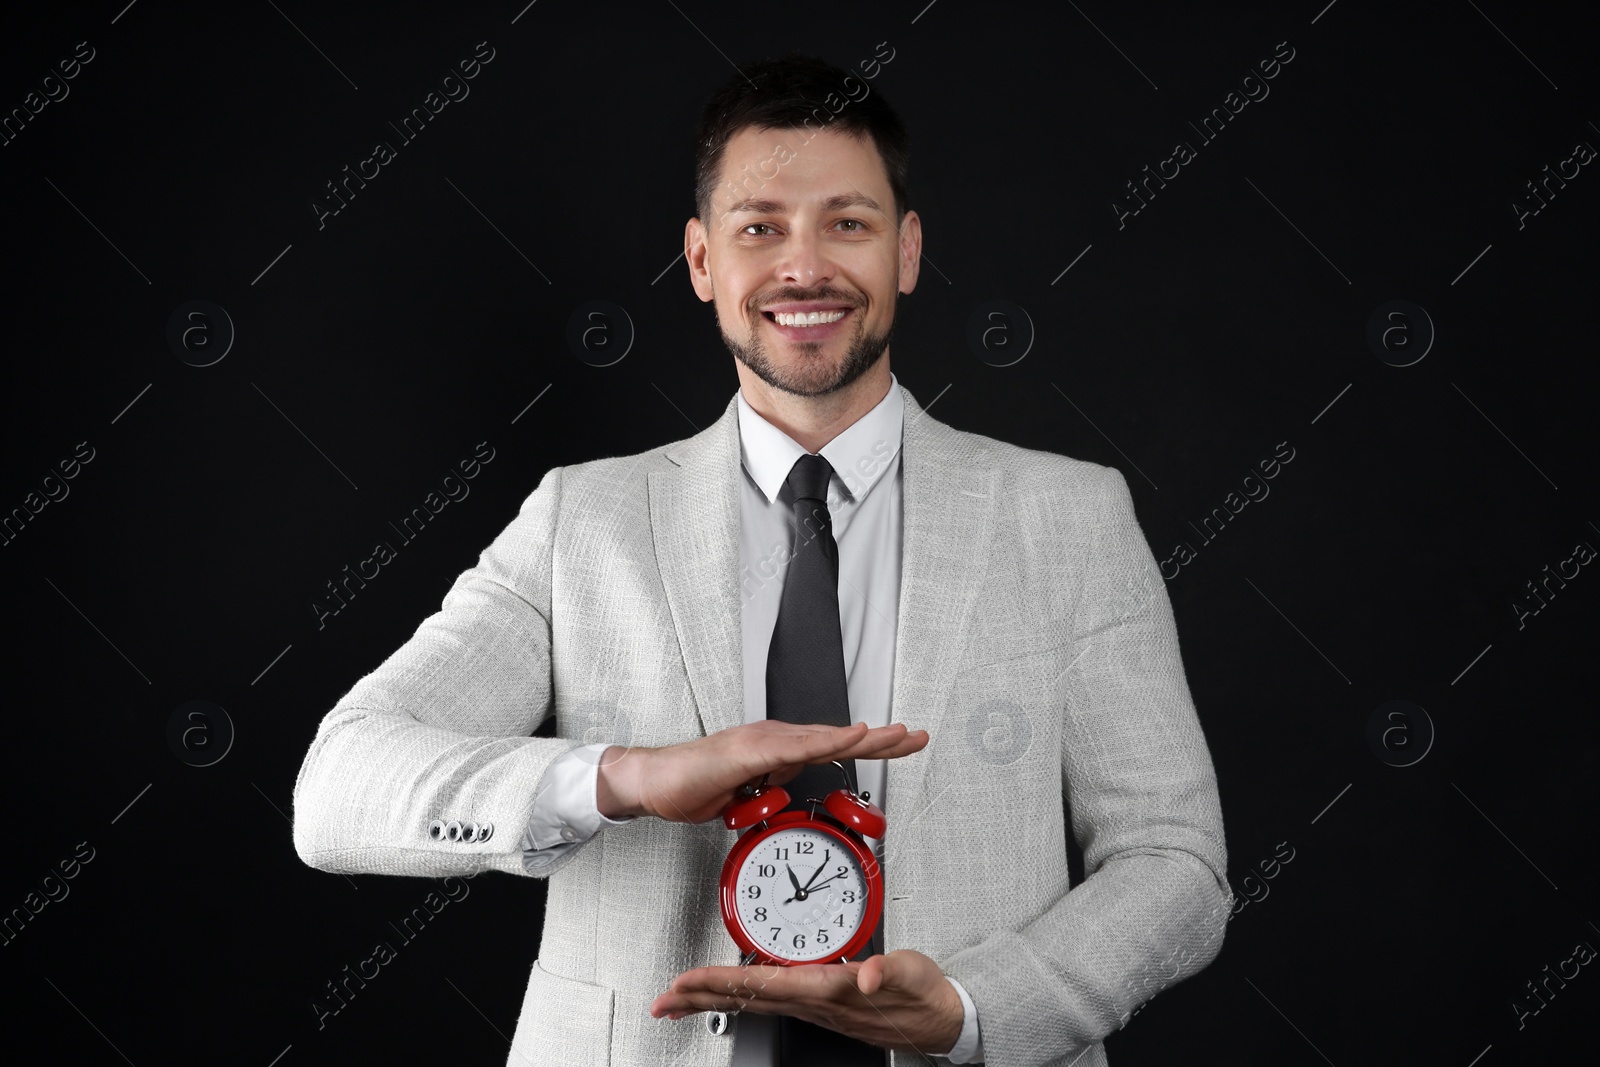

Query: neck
735;358;893;454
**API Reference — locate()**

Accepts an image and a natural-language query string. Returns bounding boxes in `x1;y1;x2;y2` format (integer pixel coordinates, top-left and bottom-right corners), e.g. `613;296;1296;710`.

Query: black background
2;2;1596;1064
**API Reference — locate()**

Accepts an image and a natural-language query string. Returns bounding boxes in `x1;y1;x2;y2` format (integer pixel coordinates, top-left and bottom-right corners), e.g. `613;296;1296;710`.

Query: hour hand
786;865;802;894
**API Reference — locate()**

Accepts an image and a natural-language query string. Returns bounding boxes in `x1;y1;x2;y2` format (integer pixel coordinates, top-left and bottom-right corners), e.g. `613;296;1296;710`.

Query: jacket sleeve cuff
521;743;636;864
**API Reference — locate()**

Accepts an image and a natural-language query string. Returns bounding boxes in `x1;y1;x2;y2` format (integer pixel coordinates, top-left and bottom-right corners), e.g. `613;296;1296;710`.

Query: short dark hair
693;52;911;229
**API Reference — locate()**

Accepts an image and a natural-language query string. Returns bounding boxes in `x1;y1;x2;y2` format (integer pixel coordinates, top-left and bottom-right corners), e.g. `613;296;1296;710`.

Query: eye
835;219;865;232
742;223;776;236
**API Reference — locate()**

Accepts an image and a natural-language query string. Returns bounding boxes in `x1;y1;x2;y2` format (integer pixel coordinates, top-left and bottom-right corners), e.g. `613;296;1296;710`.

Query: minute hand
797;851;830;894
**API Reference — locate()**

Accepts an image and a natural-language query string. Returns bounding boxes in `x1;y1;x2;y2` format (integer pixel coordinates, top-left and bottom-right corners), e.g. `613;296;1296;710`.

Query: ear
686;217;715;303
896;210;922;296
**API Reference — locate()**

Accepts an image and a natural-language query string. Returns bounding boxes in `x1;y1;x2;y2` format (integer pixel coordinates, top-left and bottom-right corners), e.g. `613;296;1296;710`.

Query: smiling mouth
761;308;853;328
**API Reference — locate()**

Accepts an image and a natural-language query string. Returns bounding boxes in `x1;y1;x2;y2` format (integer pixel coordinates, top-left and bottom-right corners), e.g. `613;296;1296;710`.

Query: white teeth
774;309;847;327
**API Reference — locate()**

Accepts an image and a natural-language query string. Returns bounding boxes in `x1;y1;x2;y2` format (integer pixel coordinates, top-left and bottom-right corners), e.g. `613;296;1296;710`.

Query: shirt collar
737;372;904;506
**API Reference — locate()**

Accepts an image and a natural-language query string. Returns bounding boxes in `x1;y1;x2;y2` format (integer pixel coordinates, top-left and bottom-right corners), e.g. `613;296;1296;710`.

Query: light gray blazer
291;382;1231;1067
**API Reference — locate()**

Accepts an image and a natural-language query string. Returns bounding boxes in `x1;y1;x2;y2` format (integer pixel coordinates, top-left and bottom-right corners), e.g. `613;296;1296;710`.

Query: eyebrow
724;192;884;217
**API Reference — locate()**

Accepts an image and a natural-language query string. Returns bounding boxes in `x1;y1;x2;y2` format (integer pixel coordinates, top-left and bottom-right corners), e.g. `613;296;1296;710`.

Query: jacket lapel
886;387;1001;810
649;395;748;741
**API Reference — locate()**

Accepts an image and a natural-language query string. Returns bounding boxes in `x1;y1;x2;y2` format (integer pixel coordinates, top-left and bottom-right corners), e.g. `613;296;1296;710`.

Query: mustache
750;290;862;313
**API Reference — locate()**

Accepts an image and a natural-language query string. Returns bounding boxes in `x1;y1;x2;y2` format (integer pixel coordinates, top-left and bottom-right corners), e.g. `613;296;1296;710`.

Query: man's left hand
649;949;965;1055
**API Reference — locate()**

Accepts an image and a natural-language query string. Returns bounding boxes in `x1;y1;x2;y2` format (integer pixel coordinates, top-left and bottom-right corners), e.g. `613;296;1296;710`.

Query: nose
776;226;835;289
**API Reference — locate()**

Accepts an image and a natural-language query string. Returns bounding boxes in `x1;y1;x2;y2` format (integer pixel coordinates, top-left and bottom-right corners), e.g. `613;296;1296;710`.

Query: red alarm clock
719;766;886;966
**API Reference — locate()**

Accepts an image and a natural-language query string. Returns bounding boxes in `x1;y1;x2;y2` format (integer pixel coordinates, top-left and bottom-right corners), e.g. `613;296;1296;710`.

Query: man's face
687;125;921;398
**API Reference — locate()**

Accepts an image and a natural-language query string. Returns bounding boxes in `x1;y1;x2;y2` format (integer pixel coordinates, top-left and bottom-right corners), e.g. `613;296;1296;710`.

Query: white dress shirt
520;372;984;1063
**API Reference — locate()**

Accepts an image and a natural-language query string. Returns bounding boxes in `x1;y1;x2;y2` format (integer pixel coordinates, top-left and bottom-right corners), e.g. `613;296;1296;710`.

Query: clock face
731;824;869;963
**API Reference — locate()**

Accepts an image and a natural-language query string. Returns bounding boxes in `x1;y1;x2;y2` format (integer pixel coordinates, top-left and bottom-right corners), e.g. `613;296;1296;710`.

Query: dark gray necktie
766;452;858;806
764;452;885;1067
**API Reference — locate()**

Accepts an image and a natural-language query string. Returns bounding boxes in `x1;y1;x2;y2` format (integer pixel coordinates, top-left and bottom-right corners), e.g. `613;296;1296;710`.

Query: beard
719;292;894;399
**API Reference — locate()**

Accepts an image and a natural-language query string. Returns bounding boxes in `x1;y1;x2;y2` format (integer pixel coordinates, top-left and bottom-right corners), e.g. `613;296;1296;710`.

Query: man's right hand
594;720;928;824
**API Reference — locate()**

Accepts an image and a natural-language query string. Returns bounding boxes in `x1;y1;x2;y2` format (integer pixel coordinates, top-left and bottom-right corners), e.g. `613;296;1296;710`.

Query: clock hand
797;851;830;894
793;872;846;896
781;852;838;905
785;869;850;904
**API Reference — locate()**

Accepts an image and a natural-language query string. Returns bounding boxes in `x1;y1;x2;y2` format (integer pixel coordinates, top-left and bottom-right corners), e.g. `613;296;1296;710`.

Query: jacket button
705;1011;728;1036
428;819;446;841
559;826;577;843
463;821;480;843
477;821;494;842
445;820;463;842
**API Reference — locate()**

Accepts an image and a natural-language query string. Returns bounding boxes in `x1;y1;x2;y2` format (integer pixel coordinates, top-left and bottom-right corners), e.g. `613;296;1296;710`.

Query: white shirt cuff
944;975;984;1063
521;743;635;856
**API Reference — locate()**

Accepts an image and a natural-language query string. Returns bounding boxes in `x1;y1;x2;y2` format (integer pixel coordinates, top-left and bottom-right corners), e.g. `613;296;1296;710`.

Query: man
292;54;1230;1067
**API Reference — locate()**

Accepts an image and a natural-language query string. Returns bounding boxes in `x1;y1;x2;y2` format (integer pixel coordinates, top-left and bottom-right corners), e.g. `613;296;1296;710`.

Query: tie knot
784;453;834;504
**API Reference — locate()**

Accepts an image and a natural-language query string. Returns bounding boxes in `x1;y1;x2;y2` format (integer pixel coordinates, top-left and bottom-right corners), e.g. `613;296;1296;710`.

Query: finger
856;953;886;996
652;965;812;1018
661;994;792;1020
802;723;905;762
795;720;872;757
767;728;926;786
859;725;929;755
768;735;921;793
831;726;929;761
654;989;774;1018
744;722;862;770
774;723;896;775
651;983;752;1018
666;965;776;994
763;722;922;762
747;724;927;793
660;964;794;1008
